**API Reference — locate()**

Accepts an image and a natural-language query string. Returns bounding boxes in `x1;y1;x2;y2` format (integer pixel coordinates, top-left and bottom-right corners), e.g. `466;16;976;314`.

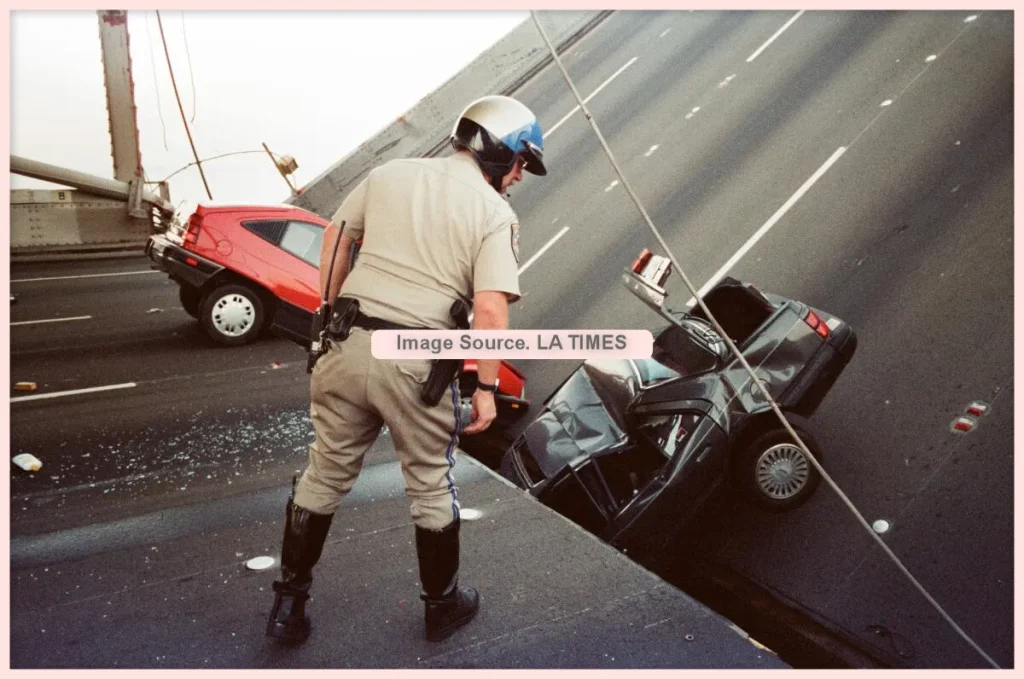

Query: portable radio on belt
307;221;348;373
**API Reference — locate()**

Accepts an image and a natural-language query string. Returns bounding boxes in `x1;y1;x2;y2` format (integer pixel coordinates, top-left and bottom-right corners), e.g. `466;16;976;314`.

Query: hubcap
211;293;256;337
755;443;810;500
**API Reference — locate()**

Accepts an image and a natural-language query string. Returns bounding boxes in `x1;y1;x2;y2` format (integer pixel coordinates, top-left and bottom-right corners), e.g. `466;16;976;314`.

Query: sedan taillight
804;309;830;339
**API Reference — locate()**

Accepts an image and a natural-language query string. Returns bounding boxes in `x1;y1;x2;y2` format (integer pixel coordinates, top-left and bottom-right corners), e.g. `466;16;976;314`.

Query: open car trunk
689;277;777;348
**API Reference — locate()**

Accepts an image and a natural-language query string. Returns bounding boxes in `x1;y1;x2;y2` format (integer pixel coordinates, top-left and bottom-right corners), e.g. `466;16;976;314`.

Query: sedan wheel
734;424;823;512
755;443;811;500
199;283;266;346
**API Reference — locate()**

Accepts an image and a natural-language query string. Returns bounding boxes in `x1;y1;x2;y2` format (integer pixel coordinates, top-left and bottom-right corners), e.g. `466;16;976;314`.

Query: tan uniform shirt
331;152;521;329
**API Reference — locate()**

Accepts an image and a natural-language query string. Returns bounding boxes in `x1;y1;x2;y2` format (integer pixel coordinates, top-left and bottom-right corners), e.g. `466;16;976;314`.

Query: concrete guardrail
288;10;613;219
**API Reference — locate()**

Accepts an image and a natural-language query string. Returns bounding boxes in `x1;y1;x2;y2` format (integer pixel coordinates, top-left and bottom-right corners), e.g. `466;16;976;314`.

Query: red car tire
179;286;202;319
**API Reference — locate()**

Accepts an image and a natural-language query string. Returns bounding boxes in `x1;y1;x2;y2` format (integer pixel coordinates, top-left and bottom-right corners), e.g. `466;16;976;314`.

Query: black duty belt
353;312;423;332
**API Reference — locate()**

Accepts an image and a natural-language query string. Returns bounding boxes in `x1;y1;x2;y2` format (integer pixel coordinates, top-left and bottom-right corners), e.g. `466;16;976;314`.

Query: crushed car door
537;461;616;537
536;440;672;543
607;409;727;553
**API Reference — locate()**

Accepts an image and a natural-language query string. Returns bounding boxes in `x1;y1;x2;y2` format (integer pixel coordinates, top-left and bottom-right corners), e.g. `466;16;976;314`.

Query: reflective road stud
965;401;989;418
951;400;990;433
951;416;977;434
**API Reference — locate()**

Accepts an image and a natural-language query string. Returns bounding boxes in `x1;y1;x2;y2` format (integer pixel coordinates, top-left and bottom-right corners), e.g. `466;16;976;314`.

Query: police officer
266;95;547;644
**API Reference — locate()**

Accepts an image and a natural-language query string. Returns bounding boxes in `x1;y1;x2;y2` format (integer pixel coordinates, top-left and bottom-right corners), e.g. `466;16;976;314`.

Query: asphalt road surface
10;10;1013;668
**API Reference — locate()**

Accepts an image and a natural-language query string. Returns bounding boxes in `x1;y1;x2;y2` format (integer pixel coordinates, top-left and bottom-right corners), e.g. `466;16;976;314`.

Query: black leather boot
266;497;334;644
415;519;480;642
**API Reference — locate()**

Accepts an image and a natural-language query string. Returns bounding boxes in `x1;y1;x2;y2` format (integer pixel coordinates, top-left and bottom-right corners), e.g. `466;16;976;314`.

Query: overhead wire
180;11;197;124
155;9;213;200
158;149;268;183
143;11;169;151
527;10;999;670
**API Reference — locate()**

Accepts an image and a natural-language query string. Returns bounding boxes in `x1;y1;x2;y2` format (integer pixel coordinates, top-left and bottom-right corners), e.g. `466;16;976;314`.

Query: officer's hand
463;389;497;435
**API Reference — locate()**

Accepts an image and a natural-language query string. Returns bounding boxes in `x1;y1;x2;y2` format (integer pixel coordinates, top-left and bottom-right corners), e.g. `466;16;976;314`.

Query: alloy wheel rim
755;443;810;499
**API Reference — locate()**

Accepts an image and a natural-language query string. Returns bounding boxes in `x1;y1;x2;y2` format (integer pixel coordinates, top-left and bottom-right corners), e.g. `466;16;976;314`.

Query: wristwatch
476;378;499;393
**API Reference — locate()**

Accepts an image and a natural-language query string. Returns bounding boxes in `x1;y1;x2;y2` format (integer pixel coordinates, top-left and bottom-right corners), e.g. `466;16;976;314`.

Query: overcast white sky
10;10;528;207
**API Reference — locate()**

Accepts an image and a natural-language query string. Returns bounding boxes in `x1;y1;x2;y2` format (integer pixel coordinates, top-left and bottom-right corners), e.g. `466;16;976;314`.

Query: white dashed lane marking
12;270;160;284
12;315;92;327
11;382;138;403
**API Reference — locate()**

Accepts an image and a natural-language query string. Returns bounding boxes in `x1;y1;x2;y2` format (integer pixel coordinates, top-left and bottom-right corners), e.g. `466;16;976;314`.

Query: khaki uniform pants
293;327;463;530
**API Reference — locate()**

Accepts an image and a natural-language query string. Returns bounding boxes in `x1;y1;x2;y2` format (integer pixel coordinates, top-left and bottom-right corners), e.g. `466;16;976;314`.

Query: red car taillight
631;248;653;274
184;214;204;245
804;309;830;339
630;248;672;288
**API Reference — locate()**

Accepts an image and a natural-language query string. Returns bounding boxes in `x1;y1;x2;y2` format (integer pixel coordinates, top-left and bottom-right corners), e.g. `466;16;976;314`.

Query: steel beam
10;154;174;213
97;10;143;182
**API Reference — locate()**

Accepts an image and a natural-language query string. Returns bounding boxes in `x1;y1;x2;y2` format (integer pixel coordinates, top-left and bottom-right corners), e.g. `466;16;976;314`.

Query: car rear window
243;220;289;244
242;219;324;267
280;222;324;267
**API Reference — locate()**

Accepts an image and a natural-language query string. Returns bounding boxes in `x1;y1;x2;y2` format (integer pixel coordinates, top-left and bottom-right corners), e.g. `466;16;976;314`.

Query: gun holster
326;296;360;341
420;299;471;407
306;297;360;374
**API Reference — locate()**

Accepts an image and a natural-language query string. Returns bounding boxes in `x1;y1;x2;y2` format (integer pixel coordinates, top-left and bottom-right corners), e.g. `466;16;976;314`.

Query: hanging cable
144;11;168;151
180;10;197;124
528;11;999;670
156;9;213;200
158;149;267;183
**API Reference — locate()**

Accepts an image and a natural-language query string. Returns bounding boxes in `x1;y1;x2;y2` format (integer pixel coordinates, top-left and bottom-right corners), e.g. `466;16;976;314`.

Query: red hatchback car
147;202;332;346
145;202;529;425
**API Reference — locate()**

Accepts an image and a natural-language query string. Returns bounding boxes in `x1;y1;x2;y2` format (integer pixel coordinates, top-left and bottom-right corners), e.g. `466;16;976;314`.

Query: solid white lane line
11;382;137;403
519;226;570;274
545;57;639;138
467;225;571;323
12;315;92;326
686;146;847;306
11;270;160;284
746;10;805;63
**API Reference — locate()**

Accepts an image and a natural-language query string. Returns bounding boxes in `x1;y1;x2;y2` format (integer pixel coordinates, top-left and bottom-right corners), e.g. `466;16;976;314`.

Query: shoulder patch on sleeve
511;223;520;263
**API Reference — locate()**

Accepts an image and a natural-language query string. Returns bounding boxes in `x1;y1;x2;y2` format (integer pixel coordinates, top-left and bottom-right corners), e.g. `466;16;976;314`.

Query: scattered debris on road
14;382;37;392
147;308;163;314
245;556;276;571
12;454;42;472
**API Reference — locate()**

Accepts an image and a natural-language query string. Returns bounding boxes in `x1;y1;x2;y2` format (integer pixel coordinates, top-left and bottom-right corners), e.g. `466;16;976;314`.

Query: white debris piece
246;556;276;571
13;454;42;472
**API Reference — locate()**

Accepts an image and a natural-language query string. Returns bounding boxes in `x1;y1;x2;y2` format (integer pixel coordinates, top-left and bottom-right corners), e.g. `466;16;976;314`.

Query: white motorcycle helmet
451;95;547;192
